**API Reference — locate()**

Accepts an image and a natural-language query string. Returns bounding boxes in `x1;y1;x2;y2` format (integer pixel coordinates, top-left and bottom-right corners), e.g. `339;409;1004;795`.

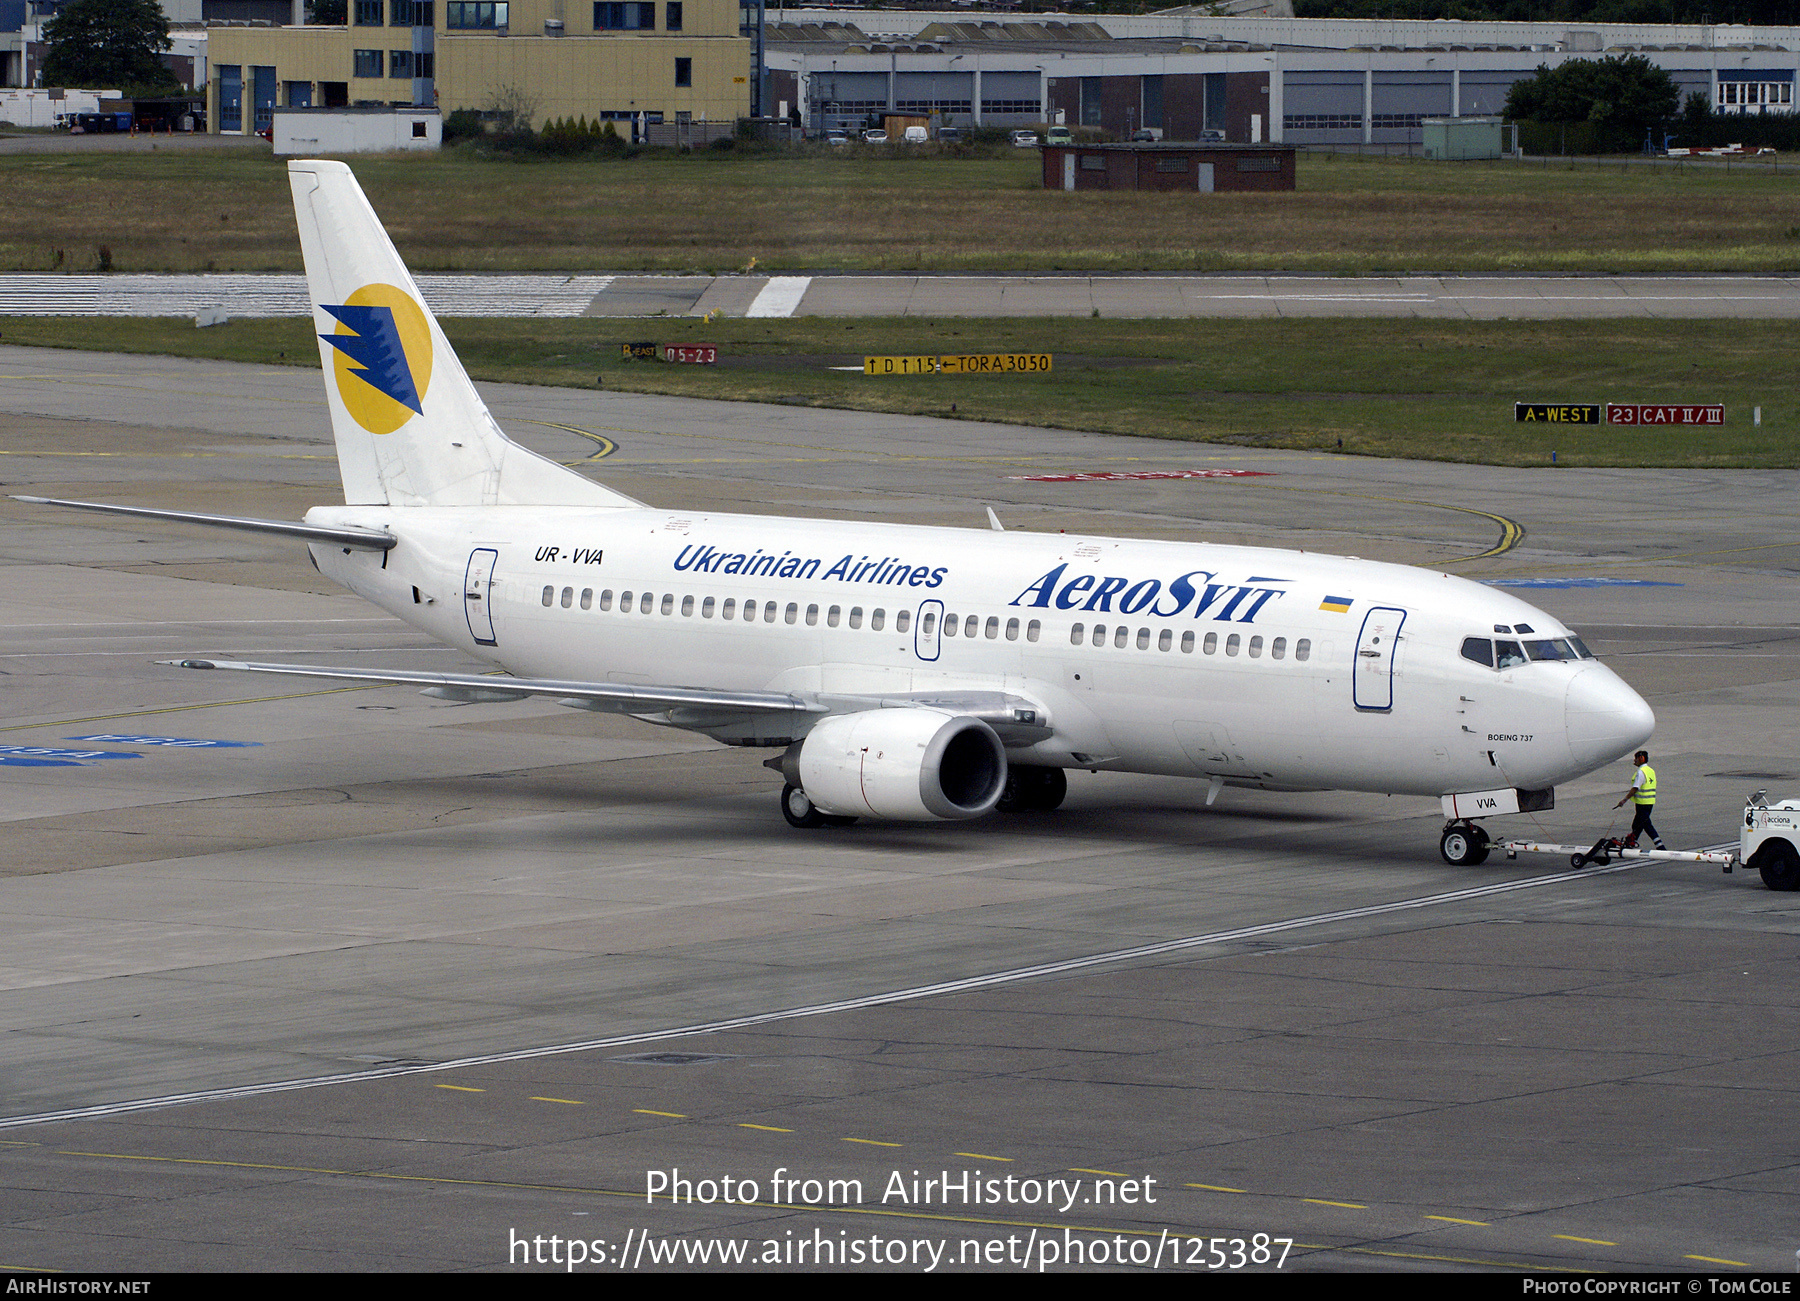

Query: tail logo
320;283;434;435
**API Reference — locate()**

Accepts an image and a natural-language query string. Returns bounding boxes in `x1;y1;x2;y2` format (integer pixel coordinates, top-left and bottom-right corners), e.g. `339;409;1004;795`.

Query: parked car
937;126;961;142
1199;128;1225;142
903;125;928;143
862;128;888;143
1044;125;1073;145
1130;128;1160;142
825;128;848;145
1010;129;1039;147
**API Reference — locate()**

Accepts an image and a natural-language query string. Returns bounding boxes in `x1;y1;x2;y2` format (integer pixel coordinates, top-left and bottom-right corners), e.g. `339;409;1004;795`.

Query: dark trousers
1627;803;1662;847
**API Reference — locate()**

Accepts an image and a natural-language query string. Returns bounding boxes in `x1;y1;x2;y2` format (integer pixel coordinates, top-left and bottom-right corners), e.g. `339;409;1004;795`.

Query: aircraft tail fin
287;159;640;510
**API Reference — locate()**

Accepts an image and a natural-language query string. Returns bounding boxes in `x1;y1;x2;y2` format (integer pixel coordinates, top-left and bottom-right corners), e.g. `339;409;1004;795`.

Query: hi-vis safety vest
1633;764;1657;805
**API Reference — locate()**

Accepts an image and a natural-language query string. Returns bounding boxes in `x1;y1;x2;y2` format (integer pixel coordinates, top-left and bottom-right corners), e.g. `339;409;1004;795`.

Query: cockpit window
1472;631;1595;669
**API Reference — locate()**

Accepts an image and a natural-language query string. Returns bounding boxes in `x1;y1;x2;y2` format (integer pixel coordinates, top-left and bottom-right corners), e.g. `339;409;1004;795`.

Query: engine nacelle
797;709;1007;821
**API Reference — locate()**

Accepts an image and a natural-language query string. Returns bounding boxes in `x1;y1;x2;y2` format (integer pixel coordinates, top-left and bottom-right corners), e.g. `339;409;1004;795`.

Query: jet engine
796;709;1007;821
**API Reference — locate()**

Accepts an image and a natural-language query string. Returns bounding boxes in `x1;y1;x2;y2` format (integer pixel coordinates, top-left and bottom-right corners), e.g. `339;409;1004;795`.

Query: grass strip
4;149;1800;274
3;315;1791;468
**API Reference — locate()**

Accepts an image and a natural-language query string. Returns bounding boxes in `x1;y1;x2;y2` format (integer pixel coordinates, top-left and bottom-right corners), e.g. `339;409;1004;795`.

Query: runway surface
0;343;1796;1272
6;272;1800;320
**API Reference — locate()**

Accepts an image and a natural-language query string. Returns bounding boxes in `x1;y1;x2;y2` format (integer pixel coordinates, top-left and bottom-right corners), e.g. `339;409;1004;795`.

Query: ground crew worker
1614;750;1666;850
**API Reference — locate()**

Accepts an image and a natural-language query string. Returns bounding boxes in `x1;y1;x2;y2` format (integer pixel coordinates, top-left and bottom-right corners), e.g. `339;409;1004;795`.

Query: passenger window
805;604;819;626
785;602;798;624
1248;635;1262;658
580;588;593;610
873;609;886;631
1226;633;1240;656
827;605;840;627
1295;638;1312;662
848;606;863;629
922;611;937;635
1114;626;1129;648
1158;629;1172;651
660;593;674;615
1071;622;1085;645
764;602;777;623
1181;631;1194;653
1091;624;1106;647
702;596;714;618
944;613;959;637
1204;631;1217;655
600;589;614;611
541;585;554;607
681;595;694;616
1026;620;1040;642
1271;636;1285;659
895;610;908;633
986;617;1000;639
561;587;573;608
1460;637;1494;668
1005;617;1019;641
965;615;979;638
1136;627;1150;650
621;590;634;612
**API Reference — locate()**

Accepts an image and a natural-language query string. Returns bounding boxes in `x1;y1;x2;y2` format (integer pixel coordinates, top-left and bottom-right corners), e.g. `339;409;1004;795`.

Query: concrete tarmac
8;272;1800;320
0;344;1796;1272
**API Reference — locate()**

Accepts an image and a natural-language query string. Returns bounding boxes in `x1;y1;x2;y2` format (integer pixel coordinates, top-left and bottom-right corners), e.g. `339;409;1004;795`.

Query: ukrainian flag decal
1320;595;1353;613
320;283;433;435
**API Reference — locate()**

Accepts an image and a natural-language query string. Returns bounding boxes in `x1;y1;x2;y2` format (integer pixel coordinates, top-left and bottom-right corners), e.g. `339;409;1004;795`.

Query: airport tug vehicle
1439;790;1800;891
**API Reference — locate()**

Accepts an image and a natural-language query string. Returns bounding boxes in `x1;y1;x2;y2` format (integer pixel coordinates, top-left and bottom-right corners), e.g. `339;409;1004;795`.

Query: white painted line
0;859;1644;1131
0;275;613;318
745;276;812;318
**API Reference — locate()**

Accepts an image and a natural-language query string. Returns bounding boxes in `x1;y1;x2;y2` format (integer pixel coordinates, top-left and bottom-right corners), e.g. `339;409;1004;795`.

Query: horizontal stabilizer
15;496;395;550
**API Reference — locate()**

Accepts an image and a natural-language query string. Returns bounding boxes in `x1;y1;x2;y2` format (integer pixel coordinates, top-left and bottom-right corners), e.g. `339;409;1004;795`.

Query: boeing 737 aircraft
21;160;1655;863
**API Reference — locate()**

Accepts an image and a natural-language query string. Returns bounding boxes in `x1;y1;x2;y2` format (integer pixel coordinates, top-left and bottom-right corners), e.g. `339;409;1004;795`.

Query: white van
903;125;928;144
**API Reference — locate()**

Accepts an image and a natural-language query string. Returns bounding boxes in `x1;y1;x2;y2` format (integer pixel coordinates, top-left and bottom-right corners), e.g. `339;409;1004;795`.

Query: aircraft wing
817;690;1053;745
164;661;1053;743
166;658;823;719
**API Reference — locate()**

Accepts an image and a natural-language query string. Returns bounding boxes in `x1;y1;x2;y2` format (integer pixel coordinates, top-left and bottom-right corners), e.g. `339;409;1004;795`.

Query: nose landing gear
1439;820;1491;866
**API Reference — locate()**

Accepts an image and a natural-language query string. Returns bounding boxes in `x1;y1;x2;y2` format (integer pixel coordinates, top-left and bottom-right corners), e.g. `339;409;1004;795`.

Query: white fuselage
306;503;1654;799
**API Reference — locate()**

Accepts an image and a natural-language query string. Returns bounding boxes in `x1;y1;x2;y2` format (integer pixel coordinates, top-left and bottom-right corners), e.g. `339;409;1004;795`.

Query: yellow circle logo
319;284;434;436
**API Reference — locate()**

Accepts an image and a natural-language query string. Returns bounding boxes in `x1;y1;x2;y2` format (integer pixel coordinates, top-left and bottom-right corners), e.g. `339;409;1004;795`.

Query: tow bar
1497;837;1738;871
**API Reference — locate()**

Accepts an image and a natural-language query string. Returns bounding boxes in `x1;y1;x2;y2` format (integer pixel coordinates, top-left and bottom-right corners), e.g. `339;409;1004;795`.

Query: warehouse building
767;11;1800;146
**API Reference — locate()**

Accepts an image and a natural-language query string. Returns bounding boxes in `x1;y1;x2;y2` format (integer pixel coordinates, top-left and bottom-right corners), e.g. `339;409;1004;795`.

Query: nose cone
1565;665;1655;774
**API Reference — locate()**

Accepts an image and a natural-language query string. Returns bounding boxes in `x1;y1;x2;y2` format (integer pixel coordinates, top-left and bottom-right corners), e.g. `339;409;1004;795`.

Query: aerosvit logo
319;283;433;435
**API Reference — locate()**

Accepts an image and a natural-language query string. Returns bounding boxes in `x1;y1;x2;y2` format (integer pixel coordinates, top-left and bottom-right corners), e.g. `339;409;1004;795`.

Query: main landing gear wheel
781;784;856;829
1751;841;1800;891
1439;822;1490;867
996;765;1068;812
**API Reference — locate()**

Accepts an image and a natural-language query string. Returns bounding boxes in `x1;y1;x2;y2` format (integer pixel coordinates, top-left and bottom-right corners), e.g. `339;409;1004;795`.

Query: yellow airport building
207;0;750;135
